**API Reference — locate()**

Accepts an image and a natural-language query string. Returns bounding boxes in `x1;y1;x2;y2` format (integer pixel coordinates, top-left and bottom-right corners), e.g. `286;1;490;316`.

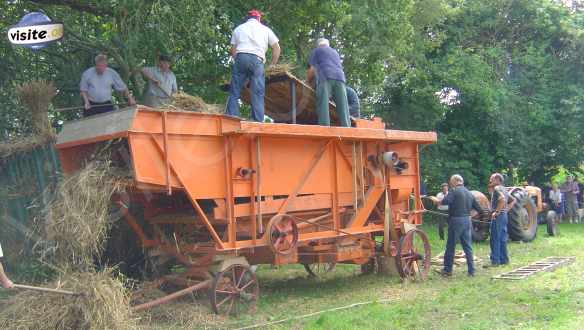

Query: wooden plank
224;121;438;143
214;193;353;219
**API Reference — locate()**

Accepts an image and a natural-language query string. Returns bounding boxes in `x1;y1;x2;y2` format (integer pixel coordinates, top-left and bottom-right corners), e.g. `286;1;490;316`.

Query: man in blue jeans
436;174;484;277
484;173;516;268
226;9;281;122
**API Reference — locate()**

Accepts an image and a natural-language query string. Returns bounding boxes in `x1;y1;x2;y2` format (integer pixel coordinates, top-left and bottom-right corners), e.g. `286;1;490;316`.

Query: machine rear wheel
395;229;431;281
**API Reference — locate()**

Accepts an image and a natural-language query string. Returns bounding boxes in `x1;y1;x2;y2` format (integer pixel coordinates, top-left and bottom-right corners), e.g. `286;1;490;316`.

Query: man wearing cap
306;38;350;127
226;9;281;122
141;54;178;107
0;242;14;289
80;54;136;117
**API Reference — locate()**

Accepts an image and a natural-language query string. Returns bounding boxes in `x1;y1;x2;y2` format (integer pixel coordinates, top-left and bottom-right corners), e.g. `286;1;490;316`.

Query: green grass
201;222;584;330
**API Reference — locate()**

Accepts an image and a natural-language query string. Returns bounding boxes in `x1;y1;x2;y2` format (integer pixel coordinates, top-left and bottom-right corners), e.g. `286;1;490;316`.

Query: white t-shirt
231;18;279;61
0;242;3;258
436;192;449;211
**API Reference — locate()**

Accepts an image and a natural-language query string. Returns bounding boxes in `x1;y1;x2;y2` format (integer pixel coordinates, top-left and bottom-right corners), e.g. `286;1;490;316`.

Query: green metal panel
0;143;61;226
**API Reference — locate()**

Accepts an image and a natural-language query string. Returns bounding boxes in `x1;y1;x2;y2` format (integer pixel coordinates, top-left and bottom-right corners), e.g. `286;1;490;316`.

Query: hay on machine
157;91;223;114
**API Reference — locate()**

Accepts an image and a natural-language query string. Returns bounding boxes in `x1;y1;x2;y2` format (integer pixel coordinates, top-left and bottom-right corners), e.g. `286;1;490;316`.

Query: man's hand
153;79;161;86
84;101;91;110
1;278;13;289
491;211;498;220
128;95;136;106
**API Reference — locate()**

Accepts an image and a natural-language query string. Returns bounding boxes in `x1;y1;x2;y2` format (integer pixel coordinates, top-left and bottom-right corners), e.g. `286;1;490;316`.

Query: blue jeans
490;212;509;265
226;53;265;122
443;216;474;274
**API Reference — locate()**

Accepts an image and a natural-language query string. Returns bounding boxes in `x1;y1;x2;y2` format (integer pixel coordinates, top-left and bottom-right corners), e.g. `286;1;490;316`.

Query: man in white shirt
226;9;281;122
141;54;178;107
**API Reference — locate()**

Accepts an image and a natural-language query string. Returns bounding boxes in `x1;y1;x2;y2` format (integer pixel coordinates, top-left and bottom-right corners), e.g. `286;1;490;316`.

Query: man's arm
80;91;91;110
229;45;237;58
0;263;13;289
306;65;315;84
141;67;159;85
270;42;281;66
506;194;517;211
471;195;484;214
112;71;136;106
491;189;506;219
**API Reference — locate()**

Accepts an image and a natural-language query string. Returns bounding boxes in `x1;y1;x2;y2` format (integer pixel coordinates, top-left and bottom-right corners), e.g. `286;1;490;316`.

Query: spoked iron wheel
395;229;431;281
303;262;336;277
209;264;259;316
267;214;299;254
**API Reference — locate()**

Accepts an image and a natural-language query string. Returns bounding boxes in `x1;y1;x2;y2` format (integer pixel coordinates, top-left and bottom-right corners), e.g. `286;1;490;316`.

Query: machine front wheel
209;264;259;316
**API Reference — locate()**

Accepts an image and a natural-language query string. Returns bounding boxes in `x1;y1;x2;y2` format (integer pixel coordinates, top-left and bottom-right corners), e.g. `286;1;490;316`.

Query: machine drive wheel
395;229;431;281
508;189;538;242
267;214;299;255
303;263;336;277
546;210;558;237
209;264;259;316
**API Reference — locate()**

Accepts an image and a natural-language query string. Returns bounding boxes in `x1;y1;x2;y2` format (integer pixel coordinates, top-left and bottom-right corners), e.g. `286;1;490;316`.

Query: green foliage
1;0;583;192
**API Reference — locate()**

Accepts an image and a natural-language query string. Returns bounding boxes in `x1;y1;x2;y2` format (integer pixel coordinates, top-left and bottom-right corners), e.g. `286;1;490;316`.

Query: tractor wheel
508;189;538;242
546;210;558;237
470;191;491;242
471;222;490;242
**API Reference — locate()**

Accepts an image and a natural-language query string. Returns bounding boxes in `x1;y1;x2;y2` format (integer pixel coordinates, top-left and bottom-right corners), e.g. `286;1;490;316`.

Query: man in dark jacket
436;174;484;277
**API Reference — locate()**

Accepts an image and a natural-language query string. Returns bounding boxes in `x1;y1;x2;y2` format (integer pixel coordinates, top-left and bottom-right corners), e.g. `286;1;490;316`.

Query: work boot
467;272;475;277
434;269;452;277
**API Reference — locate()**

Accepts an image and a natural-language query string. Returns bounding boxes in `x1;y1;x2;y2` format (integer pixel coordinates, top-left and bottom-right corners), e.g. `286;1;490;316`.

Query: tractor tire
546;210;558;237
472;222;490;242
470;191;491;242
508;189;538;242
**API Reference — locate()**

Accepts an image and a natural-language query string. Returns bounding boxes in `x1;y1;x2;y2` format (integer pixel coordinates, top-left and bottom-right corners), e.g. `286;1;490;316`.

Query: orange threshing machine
55;77;436;315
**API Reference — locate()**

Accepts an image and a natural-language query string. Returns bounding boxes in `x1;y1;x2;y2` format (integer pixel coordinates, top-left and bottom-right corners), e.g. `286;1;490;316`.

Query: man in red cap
226;9;281;122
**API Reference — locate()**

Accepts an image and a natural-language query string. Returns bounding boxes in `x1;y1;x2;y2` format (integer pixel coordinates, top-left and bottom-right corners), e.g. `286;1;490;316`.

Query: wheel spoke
216;294;232;308
239;279;256;291
226;296;235;315
236;269;246;288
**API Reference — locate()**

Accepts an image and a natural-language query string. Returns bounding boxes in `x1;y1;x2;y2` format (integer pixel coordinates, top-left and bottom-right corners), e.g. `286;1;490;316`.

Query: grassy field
3;222;583;329
139;222;584;329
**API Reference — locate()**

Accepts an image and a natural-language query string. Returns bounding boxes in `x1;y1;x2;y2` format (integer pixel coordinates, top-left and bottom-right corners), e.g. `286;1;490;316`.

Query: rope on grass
234;298;396;330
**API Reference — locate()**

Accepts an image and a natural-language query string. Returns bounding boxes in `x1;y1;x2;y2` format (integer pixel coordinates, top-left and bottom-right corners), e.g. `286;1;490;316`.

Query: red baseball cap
248;9;262;19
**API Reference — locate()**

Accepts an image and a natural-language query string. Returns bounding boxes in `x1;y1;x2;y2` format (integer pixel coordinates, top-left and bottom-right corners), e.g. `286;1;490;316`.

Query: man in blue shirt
307;38;350;127
436;174;484;277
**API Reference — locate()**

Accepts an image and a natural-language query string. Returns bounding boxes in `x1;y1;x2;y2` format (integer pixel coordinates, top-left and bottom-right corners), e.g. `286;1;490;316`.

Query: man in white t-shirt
0;243;14;289
226;9;281;122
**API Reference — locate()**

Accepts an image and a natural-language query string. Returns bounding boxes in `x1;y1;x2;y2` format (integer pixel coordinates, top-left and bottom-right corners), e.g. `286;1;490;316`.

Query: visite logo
7;12;63;50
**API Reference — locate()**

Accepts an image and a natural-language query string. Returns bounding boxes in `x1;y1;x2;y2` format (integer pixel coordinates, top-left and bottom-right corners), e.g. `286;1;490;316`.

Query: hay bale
16;80;57;135
266;63;295;77
39;158;125;269
0;269;138;330
158;92;223;114
0;132;56;159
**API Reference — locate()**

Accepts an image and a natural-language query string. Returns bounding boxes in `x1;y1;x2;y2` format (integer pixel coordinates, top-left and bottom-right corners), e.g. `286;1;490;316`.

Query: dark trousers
83;101;114;117
489;212;509;265
443;216;474;274
316;79;350;127
226;53;265;122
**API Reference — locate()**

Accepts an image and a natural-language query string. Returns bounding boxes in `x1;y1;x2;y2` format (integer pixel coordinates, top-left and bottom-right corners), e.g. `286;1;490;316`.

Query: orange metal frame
56;107;436;265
